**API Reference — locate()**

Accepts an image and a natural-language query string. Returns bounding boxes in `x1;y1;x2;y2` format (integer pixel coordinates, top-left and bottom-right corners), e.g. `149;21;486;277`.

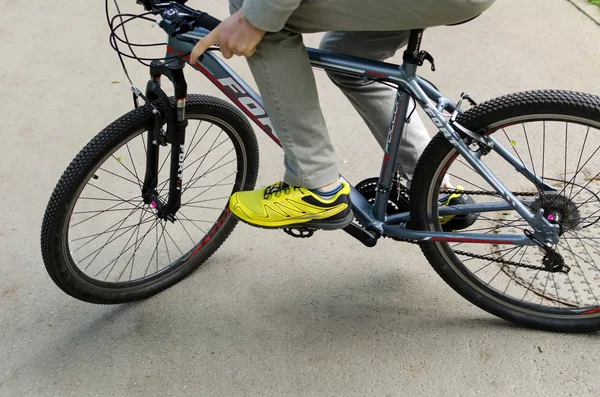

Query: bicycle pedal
283;227;316;238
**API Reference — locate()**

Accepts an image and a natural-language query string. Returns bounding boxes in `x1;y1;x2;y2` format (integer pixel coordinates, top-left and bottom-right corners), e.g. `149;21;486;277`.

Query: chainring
354;177;410;217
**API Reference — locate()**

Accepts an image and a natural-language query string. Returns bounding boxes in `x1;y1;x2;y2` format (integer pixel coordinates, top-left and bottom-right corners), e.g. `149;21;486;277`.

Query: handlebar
194;12;221;31
136;0;221;34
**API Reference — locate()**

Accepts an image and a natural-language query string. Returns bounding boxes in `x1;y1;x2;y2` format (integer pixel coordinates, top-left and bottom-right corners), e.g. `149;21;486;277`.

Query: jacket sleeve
241;0;302;32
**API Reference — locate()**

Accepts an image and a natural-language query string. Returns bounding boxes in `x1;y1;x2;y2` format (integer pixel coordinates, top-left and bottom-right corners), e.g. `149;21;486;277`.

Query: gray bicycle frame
164;28;559;247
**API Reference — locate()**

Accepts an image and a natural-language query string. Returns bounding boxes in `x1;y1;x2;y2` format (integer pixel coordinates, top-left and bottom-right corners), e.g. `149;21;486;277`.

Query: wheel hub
144;191;177;222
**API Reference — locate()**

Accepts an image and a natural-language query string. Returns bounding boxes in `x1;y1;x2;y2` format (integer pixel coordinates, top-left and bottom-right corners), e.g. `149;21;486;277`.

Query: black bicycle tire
40;94;259;304
410;89;600;333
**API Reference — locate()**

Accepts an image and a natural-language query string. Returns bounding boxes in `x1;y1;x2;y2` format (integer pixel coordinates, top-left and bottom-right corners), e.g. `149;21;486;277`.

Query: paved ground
2;0;600;396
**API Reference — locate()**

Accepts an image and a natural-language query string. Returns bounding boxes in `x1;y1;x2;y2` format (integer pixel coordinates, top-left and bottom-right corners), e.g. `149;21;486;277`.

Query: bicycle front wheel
41;95;259;304
410;90;600;333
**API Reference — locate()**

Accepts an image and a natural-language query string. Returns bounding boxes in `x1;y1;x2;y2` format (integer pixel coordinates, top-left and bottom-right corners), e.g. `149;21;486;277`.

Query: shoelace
263;182;303;199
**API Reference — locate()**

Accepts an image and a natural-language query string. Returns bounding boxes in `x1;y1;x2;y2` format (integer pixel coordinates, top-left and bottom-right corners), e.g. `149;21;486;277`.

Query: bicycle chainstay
396;188;563;273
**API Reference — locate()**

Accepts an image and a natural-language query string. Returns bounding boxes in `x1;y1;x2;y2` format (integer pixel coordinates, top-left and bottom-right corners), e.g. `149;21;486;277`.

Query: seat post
403;29;424;65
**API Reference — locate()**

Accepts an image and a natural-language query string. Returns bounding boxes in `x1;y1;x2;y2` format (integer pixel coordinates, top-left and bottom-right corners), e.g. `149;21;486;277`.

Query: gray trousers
230;0;495;189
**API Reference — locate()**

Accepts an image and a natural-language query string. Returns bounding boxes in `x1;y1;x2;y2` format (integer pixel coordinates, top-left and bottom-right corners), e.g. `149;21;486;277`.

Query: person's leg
227;0;496;229
318;31;431;184
318;31;453;188
238;23;340;190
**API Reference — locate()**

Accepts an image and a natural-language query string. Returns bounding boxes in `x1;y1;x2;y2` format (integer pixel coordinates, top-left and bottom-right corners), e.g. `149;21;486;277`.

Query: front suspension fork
141;60;188;222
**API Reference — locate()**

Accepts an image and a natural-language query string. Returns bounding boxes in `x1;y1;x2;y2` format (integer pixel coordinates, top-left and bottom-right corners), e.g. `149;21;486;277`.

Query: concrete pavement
2;0;600;396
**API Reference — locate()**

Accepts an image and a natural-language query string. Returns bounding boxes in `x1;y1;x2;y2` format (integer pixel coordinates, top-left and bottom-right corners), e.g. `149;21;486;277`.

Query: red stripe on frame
430;237;517;244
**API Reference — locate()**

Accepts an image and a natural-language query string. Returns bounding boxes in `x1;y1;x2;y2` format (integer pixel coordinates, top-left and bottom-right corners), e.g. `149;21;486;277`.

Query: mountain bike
41;0;600;333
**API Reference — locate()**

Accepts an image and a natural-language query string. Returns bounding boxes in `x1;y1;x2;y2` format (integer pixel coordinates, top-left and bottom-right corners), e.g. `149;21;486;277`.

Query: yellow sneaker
439;185;479;231
229;181;353;230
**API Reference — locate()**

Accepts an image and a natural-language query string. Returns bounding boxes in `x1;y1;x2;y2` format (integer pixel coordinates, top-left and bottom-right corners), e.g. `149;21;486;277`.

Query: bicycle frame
147;25;560;248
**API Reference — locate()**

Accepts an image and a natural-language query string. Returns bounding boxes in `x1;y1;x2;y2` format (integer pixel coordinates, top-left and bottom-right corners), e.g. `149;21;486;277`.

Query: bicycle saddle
446;13;482;26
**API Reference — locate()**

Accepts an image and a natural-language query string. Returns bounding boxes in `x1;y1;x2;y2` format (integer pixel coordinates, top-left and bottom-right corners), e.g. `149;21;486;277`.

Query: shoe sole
232;209;355;231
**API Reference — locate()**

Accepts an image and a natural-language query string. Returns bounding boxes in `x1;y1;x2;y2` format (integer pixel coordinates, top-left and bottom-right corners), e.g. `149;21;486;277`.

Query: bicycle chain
438;189;538;197
453;250;550;271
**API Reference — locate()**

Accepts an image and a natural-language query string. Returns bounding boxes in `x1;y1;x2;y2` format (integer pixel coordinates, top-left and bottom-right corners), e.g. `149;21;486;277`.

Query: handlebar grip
195;13;221;31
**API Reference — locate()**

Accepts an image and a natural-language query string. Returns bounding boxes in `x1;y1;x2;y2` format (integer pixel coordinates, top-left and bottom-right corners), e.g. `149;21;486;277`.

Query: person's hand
190;10;266;63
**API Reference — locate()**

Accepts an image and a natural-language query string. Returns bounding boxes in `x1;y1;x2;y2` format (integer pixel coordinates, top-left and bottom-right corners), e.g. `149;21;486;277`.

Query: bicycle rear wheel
410;90;600;333
41;95;259;304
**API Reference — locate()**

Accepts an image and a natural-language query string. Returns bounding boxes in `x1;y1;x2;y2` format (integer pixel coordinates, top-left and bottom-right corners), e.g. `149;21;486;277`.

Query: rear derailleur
523;230;571;274
541;249;570;274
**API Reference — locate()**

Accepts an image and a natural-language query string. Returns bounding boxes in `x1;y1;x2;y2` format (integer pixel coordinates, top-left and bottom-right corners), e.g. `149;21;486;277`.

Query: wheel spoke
125;143;142;192
506;246;529;294
562;238;599;305
542;121;546;185
502;128;530;181
177;210;208;235
473;245;521;274
182;129;223;191
183;182;234;190
144;219;167;277
111;154;143;187
178;217;197;245
184;169;236;195
447;172;489;192
102;217;160;280
183;169;236;201
158;148;172;176
539;269;552;307
161;221;172;265
180;204;224;210
547;143;600;208
183;143;234;192
71;217;155;253
78;204;148;266
184;195;231;206
569;127;590;199
485;246;524;285
522;123;541;193
183;156;236;201
116;209;148;281
519;248;541;302
184;122;213;162
156;133;229;195
164;227;184;256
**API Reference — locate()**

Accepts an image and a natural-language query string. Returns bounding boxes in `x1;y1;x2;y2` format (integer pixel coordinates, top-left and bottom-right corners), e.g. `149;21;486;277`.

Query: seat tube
373;88;411;221
372;29;422;221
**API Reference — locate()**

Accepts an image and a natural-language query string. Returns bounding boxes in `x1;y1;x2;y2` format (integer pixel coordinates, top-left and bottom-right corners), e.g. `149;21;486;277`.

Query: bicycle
41;0;600;333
